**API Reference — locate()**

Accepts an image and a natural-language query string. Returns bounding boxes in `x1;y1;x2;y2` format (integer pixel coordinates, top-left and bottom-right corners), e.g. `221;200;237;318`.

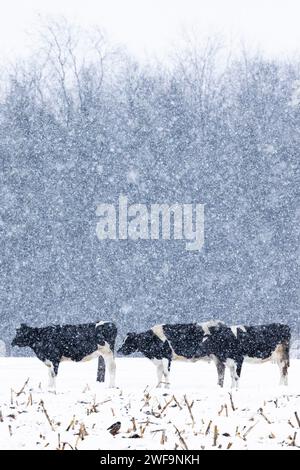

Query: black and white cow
118;321;226;388
11;321;117;389
224;323;291;388
195;322;291;388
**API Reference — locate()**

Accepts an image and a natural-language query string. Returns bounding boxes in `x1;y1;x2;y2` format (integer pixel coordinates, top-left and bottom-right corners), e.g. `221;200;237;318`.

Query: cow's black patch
162;323;207;359
236;323;291;360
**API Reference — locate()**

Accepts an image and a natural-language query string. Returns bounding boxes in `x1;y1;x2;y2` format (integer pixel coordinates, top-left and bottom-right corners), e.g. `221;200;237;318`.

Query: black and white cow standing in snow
223;323;291;388
196;322;291;388
118;321;226;388
11;321;117;389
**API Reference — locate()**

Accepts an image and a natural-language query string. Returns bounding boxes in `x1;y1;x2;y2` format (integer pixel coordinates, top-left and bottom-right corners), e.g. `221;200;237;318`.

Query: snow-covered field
0;357;299;450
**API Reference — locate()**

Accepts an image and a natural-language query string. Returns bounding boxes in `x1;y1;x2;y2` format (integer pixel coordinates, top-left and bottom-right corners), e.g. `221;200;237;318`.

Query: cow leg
277;342;289;386
235;359;243;389
278;362;289;386
97;355;106;382
229;361;237;389
228;358;243;390
213;356;225;387
102;352;116;388
217;362;225;387
162;358;170;389
154;360;164;388
278;359;289;386
46;360;59;391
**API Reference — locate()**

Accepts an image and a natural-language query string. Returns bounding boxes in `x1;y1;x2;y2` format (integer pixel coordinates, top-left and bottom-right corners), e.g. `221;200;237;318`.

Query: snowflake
120;303;132;315
96;164;103;175
289;81;300;107
127;168;139;184
264;144;276;155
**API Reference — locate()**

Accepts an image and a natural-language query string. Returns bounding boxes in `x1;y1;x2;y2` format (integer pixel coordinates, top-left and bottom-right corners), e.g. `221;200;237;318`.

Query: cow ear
20;323;27;329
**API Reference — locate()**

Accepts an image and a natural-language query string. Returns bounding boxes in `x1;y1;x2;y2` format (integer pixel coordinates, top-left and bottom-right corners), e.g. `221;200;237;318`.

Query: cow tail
163;339;172;372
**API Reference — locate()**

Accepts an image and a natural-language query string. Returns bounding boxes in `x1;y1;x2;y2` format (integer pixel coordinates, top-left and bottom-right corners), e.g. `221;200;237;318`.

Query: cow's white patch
230;325;247;337
244;343;284;364
98;341;113;355
212;355;225;387
79;351;102;362
172;352;211;362
210;355;221;365
44;360;56;389
272;343;285;363
151;325;167;342
151;358;162;366
244;356;272;364
272;343;289;386
99;342;116;387
201;320;223;336
61;342;113;363
61;351;100;363
61;356;72;362
171;351;185;361
152;359;164;388
200;354;213;363
95;321;109;328
226;358;239;389
226;358;236;368
151;358;170;388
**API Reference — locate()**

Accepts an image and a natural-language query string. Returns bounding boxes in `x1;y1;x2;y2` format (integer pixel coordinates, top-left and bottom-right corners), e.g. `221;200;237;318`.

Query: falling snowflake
120;303;132;315
96;164;103;175
127;168;139;184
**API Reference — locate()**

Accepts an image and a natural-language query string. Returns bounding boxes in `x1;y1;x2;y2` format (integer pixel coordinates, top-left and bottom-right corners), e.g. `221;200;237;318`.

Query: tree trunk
97;355;106;382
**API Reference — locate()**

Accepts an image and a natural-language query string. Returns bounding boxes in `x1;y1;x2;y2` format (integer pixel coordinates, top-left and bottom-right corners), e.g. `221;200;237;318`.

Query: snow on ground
0;357;299;450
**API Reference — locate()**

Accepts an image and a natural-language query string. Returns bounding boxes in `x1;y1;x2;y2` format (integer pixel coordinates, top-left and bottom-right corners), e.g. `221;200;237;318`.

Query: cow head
117;333;139;355
11;324;33;348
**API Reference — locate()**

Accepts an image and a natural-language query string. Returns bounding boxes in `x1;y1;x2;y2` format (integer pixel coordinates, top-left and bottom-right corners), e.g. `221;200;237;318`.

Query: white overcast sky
0;0;300;60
